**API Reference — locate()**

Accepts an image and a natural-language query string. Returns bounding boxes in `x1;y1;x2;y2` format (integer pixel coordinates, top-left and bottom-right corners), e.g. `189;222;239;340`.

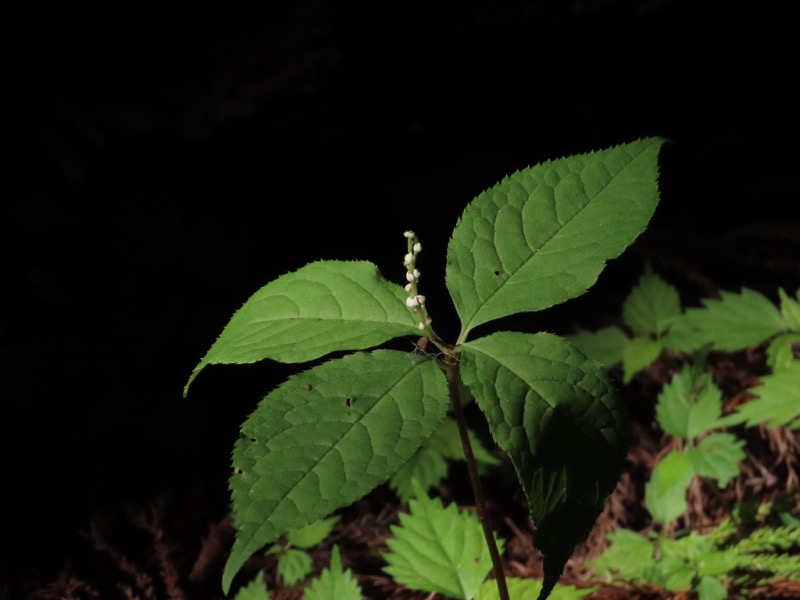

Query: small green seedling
265;516;340;587
567;265;683;382
302;545;363;600
383;482;599;600
185;137;666;600
232;574;269;600
646;358;745;525
383;480;504;600
235;544;364;600
590;502;800;598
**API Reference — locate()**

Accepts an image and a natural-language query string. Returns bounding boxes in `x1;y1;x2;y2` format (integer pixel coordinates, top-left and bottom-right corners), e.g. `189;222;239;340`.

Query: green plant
184;137;666;600
235;544;364;600
382;482;598;600
645;357;746;525
302;545;364;600
567;264;683;382
232;574;269;600
590;503;800;599
564;264;800;597
383;481;505;600
265;516;340;586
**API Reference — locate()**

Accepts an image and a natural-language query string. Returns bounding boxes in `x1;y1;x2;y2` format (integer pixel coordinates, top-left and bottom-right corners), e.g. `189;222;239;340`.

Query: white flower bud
415;295;426;305
406;296;419;307
413;242;422;253
404;230;415;238
413;268;421;279
405;284;412;292
406;272;416;282
404;253;414;266
418;322;426;330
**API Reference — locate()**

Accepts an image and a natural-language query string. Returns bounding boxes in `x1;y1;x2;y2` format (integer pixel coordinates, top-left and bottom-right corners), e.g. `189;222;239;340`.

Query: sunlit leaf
671;288;785;352
232;574;269;600
685;433;746;488
622;336;663;383
645;451;694;525
622;266;682;335
656;363;722;441
286;516;341;549
185;261;420;394
383;481;503;600
303;545;363;600
717;370;800;430
446;137;665;340
223;351;448;593
565;326;628;367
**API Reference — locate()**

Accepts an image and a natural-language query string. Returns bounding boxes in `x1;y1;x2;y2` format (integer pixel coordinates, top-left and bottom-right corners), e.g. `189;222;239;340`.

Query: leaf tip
183;363;205;398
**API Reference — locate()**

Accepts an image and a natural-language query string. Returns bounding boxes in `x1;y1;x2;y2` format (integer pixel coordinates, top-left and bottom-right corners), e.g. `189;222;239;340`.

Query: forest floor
22;229;800;600
22;348;800;600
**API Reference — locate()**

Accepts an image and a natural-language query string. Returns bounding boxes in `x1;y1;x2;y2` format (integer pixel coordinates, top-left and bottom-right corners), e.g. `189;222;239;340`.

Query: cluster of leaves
569;268;800;401
186;137;667;599
645;358;746;525
573;268;800;598
234;483;594;600
264;516;340;587
233;544;362;600
590;502;800;600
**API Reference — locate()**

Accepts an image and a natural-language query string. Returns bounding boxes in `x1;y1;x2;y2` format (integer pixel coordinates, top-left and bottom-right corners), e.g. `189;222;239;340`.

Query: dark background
3;1;799;596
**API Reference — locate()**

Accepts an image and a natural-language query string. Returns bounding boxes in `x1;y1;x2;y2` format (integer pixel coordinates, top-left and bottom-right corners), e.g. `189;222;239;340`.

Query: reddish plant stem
443;354;510;600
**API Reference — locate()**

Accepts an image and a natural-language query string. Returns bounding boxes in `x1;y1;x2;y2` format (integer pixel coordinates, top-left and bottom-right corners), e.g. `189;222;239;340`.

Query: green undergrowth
569;266;800;598
233;482;596;600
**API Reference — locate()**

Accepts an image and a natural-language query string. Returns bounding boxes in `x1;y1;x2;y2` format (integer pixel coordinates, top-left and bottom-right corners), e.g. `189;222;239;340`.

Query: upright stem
443;355;510;600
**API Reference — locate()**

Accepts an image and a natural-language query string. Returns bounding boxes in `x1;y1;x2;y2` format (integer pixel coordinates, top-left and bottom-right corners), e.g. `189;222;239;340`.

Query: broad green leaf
185;261;420;394
696;576;728;600
233;573;269;600
779;287;800;331
565;326;628;367
656;364;722;441
645;450;694;525
460;332;629;599
383;481;504;600
621;336;663;383
684;433;746;488
718;369;800;430
589;528;654;582
697;551;743;577
446;137;665;340
286;516;341;549
389;446;448;503
766;333;800;372
223;350;448;593
303;545;363;600
476;577;596;600
277;548;313;585
671;288;785;352
659;557;695;592
622;266;682;335
660;316;707;353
